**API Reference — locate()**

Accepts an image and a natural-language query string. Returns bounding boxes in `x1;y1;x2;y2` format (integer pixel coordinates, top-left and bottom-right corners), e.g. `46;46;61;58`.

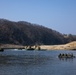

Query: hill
0;19;76;45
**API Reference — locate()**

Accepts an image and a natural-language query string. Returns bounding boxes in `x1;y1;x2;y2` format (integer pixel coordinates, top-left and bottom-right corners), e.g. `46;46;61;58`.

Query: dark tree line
0;19;76;45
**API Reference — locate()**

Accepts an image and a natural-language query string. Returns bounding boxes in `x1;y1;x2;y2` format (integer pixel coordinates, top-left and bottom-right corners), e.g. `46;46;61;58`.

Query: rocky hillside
0;19;76;45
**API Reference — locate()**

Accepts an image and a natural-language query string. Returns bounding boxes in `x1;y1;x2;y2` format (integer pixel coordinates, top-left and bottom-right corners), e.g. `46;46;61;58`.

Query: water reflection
58;57;74;62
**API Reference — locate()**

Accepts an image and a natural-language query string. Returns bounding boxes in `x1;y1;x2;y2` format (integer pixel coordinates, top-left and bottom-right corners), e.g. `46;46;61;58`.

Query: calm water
0;50;76;75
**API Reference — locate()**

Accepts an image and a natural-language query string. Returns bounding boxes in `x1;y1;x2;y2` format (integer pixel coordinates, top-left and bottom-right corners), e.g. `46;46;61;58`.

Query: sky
0;0;76;34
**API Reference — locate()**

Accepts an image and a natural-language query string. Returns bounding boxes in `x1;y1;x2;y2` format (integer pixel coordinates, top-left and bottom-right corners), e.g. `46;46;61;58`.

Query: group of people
58;53;75;58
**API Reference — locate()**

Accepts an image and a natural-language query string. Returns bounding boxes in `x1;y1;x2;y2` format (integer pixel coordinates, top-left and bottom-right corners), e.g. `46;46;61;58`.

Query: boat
58;53;75;58
0;48;4;52
27;48;34;50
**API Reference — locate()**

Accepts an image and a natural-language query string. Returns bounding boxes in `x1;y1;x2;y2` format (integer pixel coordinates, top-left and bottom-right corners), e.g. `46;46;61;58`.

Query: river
0;49;76;75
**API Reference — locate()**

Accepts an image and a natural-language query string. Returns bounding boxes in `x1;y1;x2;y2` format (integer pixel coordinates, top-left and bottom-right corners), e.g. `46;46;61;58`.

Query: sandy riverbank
0;41;76;50
40;41;76;50
0;44;24;49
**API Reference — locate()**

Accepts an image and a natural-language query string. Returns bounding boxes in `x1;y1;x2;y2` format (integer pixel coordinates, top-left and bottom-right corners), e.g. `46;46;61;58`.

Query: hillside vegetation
0;19;76;45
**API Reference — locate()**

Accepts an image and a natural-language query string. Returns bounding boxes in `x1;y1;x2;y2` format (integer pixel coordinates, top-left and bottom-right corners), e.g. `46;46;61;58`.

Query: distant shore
0;41;76;50
0;44;25;49
40;41;76;50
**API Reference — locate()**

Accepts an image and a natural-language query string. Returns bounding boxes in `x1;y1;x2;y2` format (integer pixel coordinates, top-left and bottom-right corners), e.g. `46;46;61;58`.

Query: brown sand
40;41;76;50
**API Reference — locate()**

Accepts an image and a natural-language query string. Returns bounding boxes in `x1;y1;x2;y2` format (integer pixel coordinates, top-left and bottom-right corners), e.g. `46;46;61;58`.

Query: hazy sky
0;0;76;34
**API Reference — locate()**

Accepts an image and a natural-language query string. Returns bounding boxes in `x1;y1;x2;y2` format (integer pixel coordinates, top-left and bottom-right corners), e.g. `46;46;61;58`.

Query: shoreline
0;41;76;50
40;41;76;50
